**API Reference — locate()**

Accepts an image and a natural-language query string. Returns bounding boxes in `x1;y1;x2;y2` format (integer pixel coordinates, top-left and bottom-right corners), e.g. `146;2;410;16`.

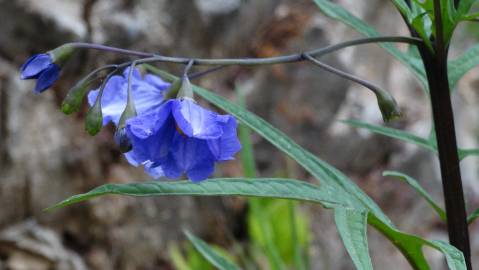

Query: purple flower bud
20;44;76;93
20;54;60;93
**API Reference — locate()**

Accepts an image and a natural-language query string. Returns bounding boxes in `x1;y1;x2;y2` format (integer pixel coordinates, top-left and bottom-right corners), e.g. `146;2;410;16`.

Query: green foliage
170;244;216;270
448;43;479;90
334;208;372;270
467;208;479;224
184;231;241;270
248;199;310;268
342;119;479;161
47;178;348;211
313;0;428;89
383;171;446;221
341;119;436;151
135;68;467;269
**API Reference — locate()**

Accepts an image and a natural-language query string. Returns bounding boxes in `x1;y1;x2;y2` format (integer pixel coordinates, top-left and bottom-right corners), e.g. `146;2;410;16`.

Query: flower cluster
20;52;241;182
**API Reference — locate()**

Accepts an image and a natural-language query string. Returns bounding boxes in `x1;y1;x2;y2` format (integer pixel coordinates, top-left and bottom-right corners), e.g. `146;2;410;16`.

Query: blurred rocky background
0;0;478;269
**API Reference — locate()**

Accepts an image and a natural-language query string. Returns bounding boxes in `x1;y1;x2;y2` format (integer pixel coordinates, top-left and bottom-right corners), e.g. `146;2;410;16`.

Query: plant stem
417;1;472;268
421;49;472;270
68;36;421;66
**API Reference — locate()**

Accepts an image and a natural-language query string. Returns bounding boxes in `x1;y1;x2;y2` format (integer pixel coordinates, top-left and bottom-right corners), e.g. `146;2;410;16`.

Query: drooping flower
87;68;170;126
20;44;76;93
125;98;241;182
20;54;60;93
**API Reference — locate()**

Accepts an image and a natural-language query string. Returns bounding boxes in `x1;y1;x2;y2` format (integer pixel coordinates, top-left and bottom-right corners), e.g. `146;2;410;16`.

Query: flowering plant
20;0;479;269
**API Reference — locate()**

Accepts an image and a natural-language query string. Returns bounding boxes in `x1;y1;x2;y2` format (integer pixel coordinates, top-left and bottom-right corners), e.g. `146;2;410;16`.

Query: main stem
419;48;472;269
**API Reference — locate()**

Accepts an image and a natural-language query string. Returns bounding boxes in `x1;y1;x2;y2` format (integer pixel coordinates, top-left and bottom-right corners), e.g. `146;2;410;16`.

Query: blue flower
20;54;60;93
125;98;241;182
87;68;170;126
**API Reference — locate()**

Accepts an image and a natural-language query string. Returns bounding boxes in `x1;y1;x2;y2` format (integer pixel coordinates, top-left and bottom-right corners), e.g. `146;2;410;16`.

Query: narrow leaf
47;178;347;211
427;241;467;270
142;67;467;269
458;148;479;161
383;171;446;221
341;119;436;152
184;230;241;270
334;208;373;270
467;208;479;224
313;0;427;89
448;44;479;90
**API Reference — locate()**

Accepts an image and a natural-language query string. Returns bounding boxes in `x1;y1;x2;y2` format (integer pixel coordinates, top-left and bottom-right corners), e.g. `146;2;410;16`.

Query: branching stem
69;36;421;66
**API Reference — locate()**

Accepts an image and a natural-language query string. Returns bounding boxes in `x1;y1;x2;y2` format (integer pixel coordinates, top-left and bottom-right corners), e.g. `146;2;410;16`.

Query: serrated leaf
383;171;446;221
184;230;241;270
312;0;428;89
334;208;373;270
341;119;437;152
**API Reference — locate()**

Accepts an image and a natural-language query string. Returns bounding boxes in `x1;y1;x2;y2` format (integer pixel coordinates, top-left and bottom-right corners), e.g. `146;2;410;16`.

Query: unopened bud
375;89;401;122
61;78;90;115
114;128;132;153
85;98;103;136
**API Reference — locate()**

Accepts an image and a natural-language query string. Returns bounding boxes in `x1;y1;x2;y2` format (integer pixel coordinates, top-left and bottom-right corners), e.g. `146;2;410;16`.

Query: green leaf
369;216;466;270
448;43;479;90
142;67;465;269
458;148;479;161
428;240;467;270
47;178;348;211
184;230;241;270
334;208;373;270
343;120;476;162
383;171;446;221
312;0;428;89
390;0;413;17
341;119;437;152
236;87;257;178
467;208;479;224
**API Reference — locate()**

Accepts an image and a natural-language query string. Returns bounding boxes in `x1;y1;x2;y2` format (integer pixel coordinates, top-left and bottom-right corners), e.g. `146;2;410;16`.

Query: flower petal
144;162;165;179
144;74;170;90
172;99;223;139
126;101;176;164
207;115;241;161
87;68;168;126
20;54;52;79
34;64;60;93
124;151;141;167
88;75;127;125
170;133;215;181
